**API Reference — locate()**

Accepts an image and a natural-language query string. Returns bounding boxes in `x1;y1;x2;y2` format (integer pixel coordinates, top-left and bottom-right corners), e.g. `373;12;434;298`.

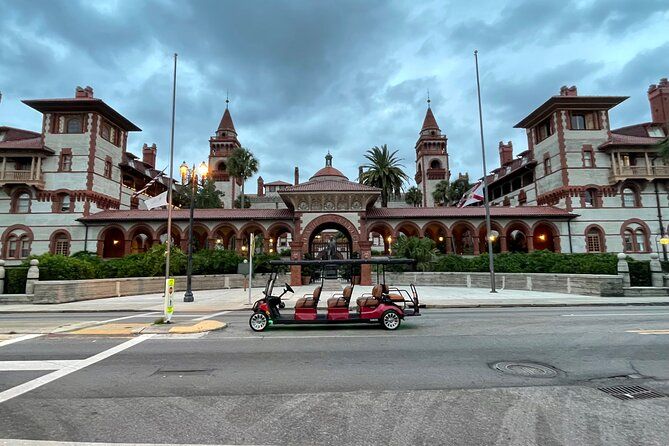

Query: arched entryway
211;223;237;250
505;221;530;253
128;224;154;254
533;221;560;252
367;221;393;255
267;222;293;255
451;221;477;255
423;221;449;254
100;226;125;258
308;222;353;259
478;222;502;254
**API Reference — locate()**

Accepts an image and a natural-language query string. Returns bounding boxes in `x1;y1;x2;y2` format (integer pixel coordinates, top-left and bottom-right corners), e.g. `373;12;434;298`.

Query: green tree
360;145;409;207
227;147;259;209
432;180;450;206
233;195;252;208
658;137;669;161
405;186;423;207
447;175;471;204
173;178;224;209
392;236;436;271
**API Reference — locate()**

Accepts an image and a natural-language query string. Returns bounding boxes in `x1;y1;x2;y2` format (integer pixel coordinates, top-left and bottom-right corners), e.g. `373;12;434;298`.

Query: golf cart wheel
249;312;269;332
381;310;401;330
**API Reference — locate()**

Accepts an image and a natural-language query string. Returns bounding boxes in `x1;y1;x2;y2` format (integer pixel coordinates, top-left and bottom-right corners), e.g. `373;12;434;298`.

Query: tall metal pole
184;165;196;302
163;53;178;322
248;232;254;305
474;50;497;293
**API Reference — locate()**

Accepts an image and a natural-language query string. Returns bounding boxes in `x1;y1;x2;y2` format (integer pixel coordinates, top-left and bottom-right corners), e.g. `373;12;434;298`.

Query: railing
0;170;39;181
614;165;669;178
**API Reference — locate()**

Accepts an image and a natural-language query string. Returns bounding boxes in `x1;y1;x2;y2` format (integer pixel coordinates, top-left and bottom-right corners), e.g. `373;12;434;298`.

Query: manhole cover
492;362;558;378
598;385;666;400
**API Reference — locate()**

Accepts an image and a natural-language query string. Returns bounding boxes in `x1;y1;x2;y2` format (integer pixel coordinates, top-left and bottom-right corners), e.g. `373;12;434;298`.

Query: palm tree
227;147;259;209
360;145;409;207
447;175;471;204
405;186;423;207
391;236;436;271
432;180;450;206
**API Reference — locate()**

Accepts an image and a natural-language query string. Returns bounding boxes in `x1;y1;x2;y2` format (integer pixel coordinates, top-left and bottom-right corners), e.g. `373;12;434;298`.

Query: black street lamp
180;160;208;302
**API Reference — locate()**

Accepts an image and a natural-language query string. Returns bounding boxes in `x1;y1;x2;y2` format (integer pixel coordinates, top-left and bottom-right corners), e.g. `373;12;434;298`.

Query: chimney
559;85;578;97
257;176;265;196
75;85;94;99
294;166;299;185
648;78;669;127
499;140;513;166
142;143;157;168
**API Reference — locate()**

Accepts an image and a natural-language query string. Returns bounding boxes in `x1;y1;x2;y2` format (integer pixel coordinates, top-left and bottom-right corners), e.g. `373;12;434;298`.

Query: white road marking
191;310;230;321
96;312;160;324
0;334;154;404
561;312;669;317
0;440;239;445
0;334;42;348
0;360;81;371
50;312;160;333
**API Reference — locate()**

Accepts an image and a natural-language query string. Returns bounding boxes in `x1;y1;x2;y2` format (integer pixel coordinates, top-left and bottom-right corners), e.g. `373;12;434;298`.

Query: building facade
1;78;668;284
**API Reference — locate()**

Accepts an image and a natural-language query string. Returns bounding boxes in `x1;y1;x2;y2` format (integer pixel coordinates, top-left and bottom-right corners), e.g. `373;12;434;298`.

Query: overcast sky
1;0;668;185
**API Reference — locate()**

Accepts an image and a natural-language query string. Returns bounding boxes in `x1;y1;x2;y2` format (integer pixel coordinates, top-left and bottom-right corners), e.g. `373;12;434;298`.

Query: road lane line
0;360;81;371
0;334;154;404
192;311;230;321
0;334;42;348
561;312;669;317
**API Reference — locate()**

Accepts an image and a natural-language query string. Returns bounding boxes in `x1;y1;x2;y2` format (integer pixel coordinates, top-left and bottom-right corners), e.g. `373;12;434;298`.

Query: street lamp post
181;161;208;303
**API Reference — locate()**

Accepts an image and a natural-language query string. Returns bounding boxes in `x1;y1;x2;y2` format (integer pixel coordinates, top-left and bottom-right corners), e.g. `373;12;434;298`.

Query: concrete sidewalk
1;284;668;313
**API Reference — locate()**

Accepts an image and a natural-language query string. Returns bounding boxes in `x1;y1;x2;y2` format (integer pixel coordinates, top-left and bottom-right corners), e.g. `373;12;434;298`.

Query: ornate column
289;241;303;286
358;241;373;286
499;235;508;253
527;235;534;252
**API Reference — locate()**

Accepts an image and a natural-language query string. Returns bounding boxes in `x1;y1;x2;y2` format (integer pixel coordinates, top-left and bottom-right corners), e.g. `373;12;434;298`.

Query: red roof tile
22;98;140;131
0;136;45;150
79;208;294;222
309;166;348;180
281;179;380;193
421;107;439;131
264;180;292;186
599;132;665;149
366;206;575;219
218;108;236;133
514;95;627;129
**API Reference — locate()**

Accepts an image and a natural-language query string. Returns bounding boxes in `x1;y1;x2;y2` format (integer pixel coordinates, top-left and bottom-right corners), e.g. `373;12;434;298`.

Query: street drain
598;385;666;401
492;362;558;378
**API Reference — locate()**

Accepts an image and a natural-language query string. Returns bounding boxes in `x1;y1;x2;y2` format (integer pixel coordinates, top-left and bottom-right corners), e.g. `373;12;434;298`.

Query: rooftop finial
325;151;333;167
427;89;431;108
225;89;229;109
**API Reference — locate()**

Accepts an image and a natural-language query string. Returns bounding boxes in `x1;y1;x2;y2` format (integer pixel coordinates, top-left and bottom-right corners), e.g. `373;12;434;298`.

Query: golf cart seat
295;286;322;308
327;285;354;308
356;284;383;308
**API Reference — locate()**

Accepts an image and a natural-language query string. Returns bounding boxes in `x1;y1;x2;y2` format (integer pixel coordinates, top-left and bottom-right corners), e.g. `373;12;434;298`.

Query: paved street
1;306;668;445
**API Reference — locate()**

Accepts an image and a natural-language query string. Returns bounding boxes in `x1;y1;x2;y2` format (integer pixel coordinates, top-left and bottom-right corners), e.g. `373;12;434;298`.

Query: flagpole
163;53;178;321
474;49;497;293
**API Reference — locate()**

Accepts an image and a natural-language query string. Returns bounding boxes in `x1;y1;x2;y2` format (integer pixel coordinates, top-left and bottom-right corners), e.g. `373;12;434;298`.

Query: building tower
208;99;241;208
415;101;449;207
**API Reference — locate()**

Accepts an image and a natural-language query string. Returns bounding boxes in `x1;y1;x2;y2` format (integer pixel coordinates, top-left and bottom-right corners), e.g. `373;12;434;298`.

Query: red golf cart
248;258;421;331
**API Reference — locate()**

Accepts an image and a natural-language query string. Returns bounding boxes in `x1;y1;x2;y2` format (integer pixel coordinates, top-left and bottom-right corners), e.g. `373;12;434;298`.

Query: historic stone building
1;78;668;285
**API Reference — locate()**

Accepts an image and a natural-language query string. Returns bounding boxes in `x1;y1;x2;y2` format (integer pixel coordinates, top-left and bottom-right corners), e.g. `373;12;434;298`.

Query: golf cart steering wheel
285;283;294;293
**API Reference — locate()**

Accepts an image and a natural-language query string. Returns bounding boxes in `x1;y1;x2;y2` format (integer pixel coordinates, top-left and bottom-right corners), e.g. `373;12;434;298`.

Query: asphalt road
1;306;669;445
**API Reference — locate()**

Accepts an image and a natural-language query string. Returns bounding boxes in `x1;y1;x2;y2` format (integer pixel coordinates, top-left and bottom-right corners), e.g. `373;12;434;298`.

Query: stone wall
30;273;289;304
384;271;623;297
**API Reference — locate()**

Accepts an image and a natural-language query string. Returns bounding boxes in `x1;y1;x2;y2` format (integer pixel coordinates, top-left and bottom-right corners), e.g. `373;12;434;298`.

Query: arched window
586;228;604;253
52;232;70;256
66;117;82;133
623;223;648;253
13;192;31;213
59;194;72;212
430;159;442;169
583;188;598;208
621;187;638;207
4;230;32;259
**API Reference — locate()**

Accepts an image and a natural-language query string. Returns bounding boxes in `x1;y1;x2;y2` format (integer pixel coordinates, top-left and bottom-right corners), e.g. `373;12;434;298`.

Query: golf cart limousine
249;258;421;331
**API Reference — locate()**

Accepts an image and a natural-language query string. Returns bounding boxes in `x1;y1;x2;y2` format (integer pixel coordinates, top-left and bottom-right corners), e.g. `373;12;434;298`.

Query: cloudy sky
1;0;668;186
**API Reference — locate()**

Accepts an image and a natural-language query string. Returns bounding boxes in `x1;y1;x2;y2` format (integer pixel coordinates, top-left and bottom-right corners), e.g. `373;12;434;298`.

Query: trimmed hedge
430;251;619;275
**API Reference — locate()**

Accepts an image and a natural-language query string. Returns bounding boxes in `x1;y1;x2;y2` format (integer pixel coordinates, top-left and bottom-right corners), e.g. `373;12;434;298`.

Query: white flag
144;191;169;210
458;181;484;208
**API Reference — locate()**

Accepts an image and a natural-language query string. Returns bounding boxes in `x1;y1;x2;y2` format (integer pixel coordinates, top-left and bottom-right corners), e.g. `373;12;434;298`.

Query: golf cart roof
269;258;415;266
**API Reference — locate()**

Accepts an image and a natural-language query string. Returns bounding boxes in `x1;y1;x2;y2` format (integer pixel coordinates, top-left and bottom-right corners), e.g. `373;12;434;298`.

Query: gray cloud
1;0;668;185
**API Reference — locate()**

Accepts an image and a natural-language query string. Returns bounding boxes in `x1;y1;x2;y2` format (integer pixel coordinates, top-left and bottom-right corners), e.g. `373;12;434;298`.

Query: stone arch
620;218;651;253
2;224;34;259
211;222;238;250
532;220;561;252
477;221;504;254
98;225;126;258
301;214;360;258
266;222;294;254
156;224;182;247
395;220;423;239
423;220;450;253
367;221;394;254
183;223;211;251
450;220;478;255
238;221;268;253
127;224;156;254
504;220;531;253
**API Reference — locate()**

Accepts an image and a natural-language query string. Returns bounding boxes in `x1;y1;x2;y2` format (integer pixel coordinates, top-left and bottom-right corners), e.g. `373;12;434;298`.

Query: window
20;235;31;258
623;224;648;253
586;228;604;253
4;231;32;259
583;150;594;167
583;188;597;208
571;114;586;130
59;194;72;212
622;187;637;207
648;126;665;137
66;117;82;133
535;117;553;143
14;192;31;213
104;159;112;179
430;159;442;169
7;236;18;257
544;156;552;175
54;234;70;256
100;122;111;141
60;152;72;171
621;154;636;167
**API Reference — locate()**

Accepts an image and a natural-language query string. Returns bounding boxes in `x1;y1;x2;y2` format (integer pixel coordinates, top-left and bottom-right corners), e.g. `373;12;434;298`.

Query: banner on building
143;191;169;210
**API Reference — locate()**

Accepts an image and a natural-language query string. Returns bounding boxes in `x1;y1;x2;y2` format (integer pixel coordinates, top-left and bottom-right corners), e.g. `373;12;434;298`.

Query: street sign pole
163;53;178;322
248;232;254;305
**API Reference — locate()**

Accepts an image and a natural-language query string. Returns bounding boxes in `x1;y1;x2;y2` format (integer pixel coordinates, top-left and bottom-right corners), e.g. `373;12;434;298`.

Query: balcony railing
611;165;669;180
0;170;45;187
